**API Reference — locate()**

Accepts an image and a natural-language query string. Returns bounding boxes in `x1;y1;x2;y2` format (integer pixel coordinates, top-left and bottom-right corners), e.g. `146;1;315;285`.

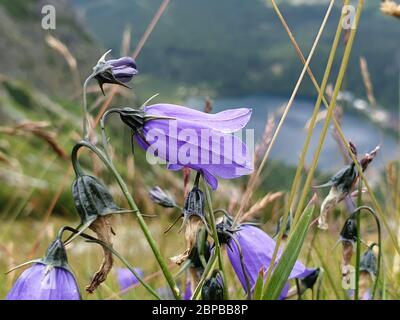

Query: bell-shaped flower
6;237;80;300
216;215;313;299
116;104;253;190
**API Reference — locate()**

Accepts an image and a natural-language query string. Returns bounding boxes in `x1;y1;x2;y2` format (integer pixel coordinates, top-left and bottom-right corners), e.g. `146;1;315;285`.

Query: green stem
262;0;338;289
82;74;94;141
62;226;161;299
192;251;218;300
351;206;382;300
286;0;347;227
354;181;363;300
291;0;363;232
203;180;229;299
71;140;181;299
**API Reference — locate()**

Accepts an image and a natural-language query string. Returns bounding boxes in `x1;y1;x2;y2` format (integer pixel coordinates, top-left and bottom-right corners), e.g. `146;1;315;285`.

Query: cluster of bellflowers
315;141;381;299
5;50;257;300
5;50;333;300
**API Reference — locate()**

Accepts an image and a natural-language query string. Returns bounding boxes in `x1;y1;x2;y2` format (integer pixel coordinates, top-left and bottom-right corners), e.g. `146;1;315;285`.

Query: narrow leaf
262;199;316;300
253;267;265;300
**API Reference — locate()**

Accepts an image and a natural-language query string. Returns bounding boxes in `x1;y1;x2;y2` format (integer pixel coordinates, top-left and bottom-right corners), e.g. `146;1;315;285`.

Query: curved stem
231;236;252;299
100;108;124;161
71;140;181;299
354;181;363;300
62;226;161;300
82;74;95;140
350;206;382;300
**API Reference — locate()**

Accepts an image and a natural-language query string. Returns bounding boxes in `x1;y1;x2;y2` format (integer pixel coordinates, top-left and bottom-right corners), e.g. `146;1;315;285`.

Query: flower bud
92;50;137;94
201;270;224;300
170;187;208;265
72;175;121;229
360;246;377;279
340;216;358;244
148;186;177;208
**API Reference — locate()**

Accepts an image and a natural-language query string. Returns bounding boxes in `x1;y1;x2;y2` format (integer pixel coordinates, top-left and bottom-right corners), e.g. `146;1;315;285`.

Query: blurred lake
187;95;399;173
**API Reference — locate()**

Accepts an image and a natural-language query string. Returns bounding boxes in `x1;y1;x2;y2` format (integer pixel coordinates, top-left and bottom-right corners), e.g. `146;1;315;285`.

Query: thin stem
233;0;334;226
354;181;363;300
203;179;229;299
262;0;338;290
62;226;161;300
192;251;218;300
275;0;399;254
71;141;181;299
231;236;252;299
350;206;382;300
281;0;348;226
290;0;363;234
82;74;94;140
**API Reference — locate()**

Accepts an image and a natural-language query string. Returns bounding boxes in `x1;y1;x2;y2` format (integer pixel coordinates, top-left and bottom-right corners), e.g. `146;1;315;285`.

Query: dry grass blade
233;0;335;224
0;121;67;159
254;115;275;163
94;0;171;127
45;35;81;92
360;57;377;107
240;191;283;223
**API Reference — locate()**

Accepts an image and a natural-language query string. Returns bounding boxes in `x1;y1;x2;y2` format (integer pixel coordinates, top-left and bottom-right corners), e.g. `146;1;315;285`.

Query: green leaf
262;201;315;300
253;266;265;300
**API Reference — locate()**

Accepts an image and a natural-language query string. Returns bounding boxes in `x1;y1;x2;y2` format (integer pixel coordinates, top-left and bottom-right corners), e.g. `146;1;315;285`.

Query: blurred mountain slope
0;0;100;101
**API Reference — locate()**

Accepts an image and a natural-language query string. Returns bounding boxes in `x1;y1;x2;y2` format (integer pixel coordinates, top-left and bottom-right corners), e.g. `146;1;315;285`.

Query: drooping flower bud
6;232;80;300
360;245;377;279
148;186;177;208
317;163;357;230
315;143;379;230
170;187;209;265
72;175;122;230
340;216;358;244
201;270;224;300
92;50;138;94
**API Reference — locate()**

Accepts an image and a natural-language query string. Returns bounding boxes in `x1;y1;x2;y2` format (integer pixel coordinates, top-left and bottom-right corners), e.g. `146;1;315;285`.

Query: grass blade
262;199;316;300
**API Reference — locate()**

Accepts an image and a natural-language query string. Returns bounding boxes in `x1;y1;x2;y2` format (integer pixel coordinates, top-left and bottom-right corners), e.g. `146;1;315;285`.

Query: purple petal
362;289;372;300
145;104;252;133
6;263;80;300
108;57;137;69
227;225;307;296
135;104;253;189
116;267;143;292
184;277;192;300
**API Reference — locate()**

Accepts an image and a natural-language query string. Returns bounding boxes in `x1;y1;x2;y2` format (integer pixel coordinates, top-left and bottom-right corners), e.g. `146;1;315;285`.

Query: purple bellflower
116;267;144;292
217;216;313;299
115;104;253;190
92;50;137;94
6;236;80;300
